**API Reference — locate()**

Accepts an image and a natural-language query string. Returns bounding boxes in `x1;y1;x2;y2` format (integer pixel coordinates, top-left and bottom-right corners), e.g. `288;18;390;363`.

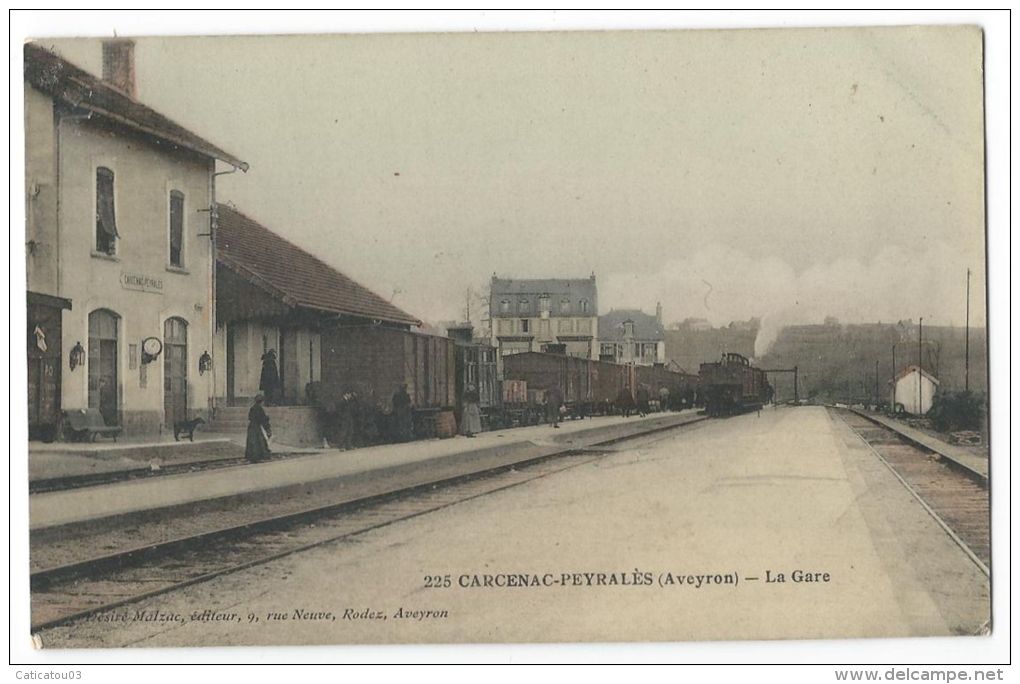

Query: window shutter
96;168;119;239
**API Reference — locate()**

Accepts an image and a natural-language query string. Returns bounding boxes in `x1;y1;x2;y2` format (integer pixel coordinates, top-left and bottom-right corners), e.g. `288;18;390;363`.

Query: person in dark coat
392;384;414;442
260;349;281;405
616;387;635;417
334;392;355;450
636;384;651;417
545;388;563;428
245;394;272;462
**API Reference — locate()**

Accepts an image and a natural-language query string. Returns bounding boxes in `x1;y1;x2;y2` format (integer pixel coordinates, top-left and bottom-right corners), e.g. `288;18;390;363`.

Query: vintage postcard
20;25;990;651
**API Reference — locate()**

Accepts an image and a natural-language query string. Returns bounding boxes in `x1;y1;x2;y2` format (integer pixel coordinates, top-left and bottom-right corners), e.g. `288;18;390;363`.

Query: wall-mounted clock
142;336;163;364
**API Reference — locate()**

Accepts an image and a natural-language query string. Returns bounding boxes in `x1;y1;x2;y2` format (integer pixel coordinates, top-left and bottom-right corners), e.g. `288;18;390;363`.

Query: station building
889;365;940;415
24;41;247;438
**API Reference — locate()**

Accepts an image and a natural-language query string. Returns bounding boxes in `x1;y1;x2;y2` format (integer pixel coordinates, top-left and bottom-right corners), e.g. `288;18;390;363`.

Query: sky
36;26;987;335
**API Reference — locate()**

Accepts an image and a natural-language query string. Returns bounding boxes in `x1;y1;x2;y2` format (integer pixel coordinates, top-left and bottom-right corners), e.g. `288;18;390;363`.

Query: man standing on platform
392;384;414;442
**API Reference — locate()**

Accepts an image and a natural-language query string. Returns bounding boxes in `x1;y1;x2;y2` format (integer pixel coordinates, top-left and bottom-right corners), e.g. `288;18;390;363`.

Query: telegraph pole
918;317;923;414
874;359;879;407
891;344;897;409
965;268;971;392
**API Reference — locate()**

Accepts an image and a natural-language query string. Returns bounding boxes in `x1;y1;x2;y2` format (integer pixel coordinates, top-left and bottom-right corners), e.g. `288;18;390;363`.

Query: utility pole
891;344;897;409
965;267;971;392
874;359;879;407
918;317;923;414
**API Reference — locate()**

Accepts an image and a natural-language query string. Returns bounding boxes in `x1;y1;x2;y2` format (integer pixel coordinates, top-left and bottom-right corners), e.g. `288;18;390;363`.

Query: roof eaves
217;253;299;308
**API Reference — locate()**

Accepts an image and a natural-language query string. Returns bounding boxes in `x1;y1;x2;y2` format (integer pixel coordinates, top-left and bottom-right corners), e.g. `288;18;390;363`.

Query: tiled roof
24;42;247;170
216;204;420;326
489;277;598;318
599;309;665;341
491;277;597;300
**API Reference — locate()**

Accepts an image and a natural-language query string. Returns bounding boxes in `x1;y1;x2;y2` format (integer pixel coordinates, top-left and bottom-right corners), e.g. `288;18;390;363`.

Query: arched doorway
164;317;188;428
88;309;119;426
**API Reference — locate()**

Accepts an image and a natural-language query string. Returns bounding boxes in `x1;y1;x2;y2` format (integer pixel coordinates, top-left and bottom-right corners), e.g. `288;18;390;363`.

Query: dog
173;417;206;442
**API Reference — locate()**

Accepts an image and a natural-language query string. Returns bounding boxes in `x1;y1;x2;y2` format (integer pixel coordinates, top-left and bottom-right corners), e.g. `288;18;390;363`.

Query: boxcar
320;325;456;436
591;359;635;414
699;352;771;415
453;341;499;429
501;352;594;415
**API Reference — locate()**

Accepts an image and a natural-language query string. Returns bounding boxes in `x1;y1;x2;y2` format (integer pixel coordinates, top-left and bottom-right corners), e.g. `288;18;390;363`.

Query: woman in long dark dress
246;394;272;462
391;385;414;442
260;349;280;405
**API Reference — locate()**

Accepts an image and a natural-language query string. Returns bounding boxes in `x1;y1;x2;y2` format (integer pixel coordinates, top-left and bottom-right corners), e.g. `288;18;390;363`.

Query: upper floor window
560;298;571;314
500;299;511;314
538;295;551;313
518;298;530;314
95;167;118;255
579;298;590;314
169;190;185;267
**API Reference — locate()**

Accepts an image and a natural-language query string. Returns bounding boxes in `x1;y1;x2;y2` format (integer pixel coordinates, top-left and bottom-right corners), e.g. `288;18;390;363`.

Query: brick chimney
102;39;136;98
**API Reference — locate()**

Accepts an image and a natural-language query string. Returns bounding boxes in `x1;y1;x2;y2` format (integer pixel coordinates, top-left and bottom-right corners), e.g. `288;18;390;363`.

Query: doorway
164;317;188;427
88;309;119;426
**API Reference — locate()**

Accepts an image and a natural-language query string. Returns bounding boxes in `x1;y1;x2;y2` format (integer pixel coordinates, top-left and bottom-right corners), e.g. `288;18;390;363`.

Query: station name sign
120;272;164;294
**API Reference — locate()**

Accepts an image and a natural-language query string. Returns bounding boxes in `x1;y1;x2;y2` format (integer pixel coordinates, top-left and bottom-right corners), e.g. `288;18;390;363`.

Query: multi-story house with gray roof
598;305;666;366
488;275;598;369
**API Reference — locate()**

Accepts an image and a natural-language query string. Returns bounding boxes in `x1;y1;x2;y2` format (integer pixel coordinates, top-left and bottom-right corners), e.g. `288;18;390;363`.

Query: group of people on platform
245;351;694;461
246;382;417;462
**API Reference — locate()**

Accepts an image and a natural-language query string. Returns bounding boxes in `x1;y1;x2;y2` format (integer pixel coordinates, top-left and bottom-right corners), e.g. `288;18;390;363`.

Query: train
698;352;773;416
311;324;702;444
313;325;770;445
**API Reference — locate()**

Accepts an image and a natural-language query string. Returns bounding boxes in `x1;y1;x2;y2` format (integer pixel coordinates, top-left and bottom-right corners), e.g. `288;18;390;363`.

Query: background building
890;365;940;415
488;276;598;368
598;305;665;365
25;41;246;437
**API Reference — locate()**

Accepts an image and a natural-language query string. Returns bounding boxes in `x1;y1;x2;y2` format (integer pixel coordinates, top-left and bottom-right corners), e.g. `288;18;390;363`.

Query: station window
518;299;530;314
560;298;571;314
500;299;510;314
95;167;118;255
169;190;185;267
539;295;550;313
520;319;530;333
580;298;590;314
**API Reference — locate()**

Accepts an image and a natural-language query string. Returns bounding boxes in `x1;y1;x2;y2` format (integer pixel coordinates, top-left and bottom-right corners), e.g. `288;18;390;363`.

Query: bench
64;408;122;442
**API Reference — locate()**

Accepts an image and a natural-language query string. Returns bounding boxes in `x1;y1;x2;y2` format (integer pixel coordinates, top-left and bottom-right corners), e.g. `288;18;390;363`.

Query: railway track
30;419;702;632
834;408;990;575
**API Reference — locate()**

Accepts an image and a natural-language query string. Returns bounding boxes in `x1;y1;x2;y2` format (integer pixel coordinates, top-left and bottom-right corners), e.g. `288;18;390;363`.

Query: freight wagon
590;359;636;415
699;352;772;415
501;352;594;417
453;340;500;429
319;325;456;439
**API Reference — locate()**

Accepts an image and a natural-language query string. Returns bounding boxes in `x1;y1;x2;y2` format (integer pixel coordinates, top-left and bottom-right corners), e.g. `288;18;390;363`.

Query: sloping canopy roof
599;309;664;342
24;42;247;170
889;365;940;385
216;204;420;326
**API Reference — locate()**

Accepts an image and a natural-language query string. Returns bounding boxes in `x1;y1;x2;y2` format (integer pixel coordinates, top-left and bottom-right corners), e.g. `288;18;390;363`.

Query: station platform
29;410;704;532
852;409;989;479
28;435;315;483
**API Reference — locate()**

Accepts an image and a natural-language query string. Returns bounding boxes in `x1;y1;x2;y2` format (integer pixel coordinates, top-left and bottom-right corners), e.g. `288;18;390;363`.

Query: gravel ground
35;406;989;648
